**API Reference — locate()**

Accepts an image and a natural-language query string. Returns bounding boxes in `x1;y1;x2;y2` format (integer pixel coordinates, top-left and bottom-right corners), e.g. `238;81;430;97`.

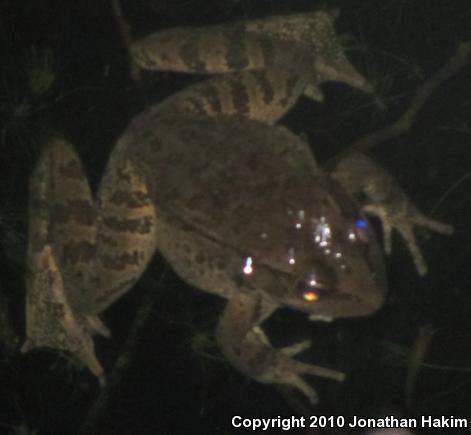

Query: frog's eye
348;217;370;244
295;273;328;302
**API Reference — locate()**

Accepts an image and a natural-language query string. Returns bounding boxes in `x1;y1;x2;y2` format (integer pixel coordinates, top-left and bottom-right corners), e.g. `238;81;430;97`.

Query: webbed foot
332;152;453;275
217;294;344;404
247;327;345;405
363;202;453;275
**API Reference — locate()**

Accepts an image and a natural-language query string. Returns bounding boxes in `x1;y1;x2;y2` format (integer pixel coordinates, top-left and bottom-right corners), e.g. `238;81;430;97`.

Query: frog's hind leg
22;138;106;382
131;10;372;97
88;141;159;314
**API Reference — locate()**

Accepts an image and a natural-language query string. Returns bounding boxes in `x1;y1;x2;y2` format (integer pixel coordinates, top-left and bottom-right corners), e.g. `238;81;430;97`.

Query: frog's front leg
331;152;453;275
216;293;345;405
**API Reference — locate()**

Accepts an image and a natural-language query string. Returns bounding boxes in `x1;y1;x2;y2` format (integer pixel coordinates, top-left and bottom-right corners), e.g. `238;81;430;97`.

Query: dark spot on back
62;240;96;265
253;71;274;105
229;77;250;116
225;27;250;71
59;159;83;179
110;189;150;208
101;250;140;270
195;252;205;265
179;33;206;72
53;200;95;225
203;85;222;114
280;74;300;107
103;216;153;234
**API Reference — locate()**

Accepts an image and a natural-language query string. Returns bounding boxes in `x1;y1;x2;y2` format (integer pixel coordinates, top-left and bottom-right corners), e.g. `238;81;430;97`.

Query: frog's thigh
132;26;295;75
91;157;158;313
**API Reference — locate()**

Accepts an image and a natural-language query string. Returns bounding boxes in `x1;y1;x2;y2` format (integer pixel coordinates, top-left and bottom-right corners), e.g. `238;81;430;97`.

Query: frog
22;9;452;404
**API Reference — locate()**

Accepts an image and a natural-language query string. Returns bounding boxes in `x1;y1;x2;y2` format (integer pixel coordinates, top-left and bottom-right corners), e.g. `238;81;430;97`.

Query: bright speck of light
335;252;342;259
243;257;253;275
313;217;331;247
348;231;356;241
288;247;296;265
303;291;318;302
295;210;305;229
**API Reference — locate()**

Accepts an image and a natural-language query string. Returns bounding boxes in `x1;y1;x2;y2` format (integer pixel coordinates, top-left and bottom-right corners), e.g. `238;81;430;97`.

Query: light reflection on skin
241;211;371;295
295;209;305;229
313;216;331;247
288;246;296;265
243;256;254;275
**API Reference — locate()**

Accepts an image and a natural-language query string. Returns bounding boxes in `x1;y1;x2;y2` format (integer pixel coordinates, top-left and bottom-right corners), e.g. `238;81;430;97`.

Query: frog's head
238;176;386;320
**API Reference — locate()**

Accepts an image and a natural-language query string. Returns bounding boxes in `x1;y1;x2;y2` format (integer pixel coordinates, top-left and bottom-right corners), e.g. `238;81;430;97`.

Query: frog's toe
396;213;453;276
279;339;311;357
244;328;345;404
259;353;345;404
283;364;346;405
281;372;320;405
412;214;454;235
294;360;346;383
303;83;325;102
363;203;453;275
85;315;111;338
363;204;393;254
397;225;428;276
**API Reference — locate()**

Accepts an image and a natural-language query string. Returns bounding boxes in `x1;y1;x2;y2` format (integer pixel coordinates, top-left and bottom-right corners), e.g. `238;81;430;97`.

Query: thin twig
350;41;471;153
405;324;435;410
109;0;142;84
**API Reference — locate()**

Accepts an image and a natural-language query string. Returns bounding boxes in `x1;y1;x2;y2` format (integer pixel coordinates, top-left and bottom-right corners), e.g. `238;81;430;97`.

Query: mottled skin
23;10;452;403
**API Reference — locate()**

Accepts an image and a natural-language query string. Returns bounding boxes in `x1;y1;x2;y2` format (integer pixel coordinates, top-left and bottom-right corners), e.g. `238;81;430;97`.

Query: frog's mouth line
162;207;380;315
164;207;284;268
162;206;308;278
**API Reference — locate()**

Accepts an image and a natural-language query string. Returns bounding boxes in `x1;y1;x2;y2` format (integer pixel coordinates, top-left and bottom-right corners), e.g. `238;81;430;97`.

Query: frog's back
118;111;318;241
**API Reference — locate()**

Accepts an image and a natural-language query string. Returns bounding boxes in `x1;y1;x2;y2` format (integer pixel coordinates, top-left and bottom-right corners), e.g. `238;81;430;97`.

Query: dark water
0;0;470;434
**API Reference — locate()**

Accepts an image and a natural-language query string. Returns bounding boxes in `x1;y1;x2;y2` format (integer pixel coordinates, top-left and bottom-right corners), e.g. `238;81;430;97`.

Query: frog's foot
303;82;325;102
22;245;106;385
242;326;345;405
363;203;453;276
332;152;453;275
